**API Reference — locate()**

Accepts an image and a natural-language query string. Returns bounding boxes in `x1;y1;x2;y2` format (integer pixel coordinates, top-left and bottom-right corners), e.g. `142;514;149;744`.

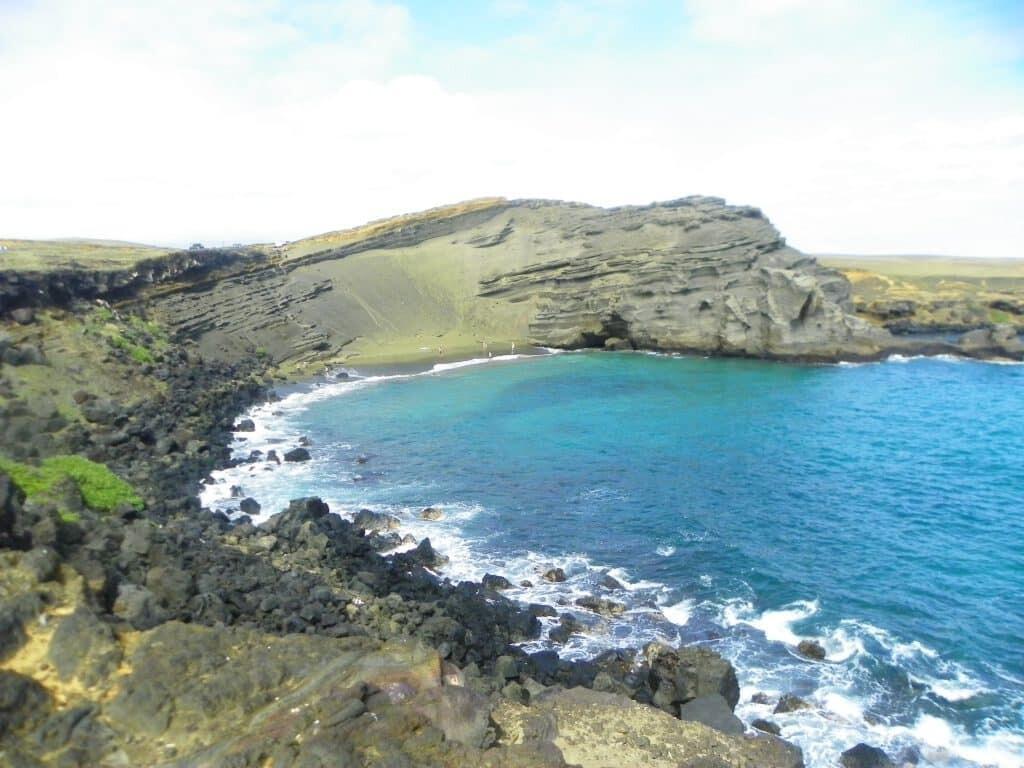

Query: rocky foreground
0;301;817;766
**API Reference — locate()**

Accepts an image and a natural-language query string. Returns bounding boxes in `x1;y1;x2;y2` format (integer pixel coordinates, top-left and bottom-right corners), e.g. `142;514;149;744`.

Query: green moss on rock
0;455;143;513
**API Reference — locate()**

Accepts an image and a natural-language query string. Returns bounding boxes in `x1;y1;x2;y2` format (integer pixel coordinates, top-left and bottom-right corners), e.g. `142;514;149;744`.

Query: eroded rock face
147;197;889;365
481;198;886;360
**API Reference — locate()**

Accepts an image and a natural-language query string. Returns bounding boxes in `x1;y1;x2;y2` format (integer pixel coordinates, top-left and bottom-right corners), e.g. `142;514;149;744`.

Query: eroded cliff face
477;197;885;359
140;196;889;366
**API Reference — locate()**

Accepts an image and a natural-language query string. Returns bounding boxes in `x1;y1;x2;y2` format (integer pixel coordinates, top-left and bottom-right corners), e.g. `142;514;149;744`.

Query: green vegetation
0;454;143;513
989;308;1013;325
0;238;172;272
83;306;168;365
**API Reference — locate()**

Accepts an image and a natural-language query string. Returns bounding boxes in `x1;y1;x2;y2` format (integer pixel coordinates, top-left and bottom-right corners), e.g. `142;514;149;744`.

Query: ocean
201;351;1024;767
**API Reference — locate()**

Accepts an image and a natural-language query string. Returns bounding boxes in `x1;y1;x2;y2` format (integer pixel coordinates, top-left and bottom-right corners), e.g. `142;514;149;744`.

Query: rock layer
139;197;892;366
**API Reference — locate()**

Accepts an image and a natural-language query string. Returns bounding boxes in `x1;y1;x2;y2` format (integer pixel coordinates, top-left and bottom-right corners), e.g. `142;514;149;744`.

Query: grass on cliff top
0;455;143;514
0;238;172;273
278;197;509;261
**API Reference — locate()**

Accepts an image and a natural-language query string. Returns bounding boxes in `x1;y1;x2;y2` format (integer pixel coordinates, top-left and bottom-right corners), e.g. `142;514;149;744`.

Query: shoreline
0;305;810;767
207;349;1024;768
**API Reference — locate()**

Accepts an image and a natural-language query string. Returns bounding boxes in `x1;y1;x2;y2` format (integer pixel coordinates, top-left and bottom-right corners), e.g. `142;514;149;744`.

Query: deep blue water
205;352;1024;767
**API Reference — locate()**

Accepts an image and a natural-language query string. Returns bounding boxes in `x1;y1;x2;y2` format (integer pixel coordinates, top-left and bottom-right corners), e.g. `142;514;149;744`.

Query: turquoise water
204;352;1024;767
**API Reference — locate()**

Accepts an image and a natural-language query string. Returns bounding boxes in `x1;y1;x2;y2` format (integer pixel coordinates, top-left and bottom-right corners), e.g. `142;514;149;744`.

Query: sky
1;0;1022;256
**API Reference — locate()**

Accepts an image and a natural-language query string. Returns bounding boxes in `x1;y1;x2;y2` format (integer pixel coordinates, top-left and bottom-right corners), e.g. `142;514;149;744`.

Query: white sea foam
655;544;676;557
722;598;820;646
910;715;1024;768
661;599;694;626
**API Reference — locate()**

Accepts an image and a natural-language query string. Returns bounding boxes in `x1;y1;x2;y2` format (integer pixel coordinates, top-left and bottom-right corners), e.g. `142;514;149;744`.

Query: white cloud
0;0;1021;257
685;0;856;42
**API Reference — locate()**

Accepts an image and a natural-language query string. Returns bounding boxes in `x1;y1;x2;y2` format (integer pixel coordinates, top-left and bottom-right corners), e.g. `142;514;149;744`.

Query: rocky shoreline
0;297;830;766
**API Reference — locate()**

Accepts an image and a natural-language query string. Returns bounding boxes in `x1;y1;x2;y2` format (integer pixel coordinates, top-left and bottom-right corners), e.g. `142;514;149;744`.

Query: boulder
677;694;744;735
752;717;782;735
0;670;51;737
773;693;811;714
575;595;626;618
113;583;166;630
797;639;826;660
482;574;513;591
840;743;895;768
542;567;566;583
600;573;624;590
352;509;400;532
420;506;443;521
283;447;311;462
494;655;520;680
643;643;741;713
234;418;255;432
11;307;35;325
238;497;261;516
548;615;583;644
603;336;632;350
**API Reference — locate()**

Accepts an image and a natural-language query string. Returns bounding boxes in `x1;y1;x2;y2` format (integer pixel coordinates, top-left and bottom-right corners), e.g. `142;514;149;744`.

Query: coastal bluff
145;196;892;367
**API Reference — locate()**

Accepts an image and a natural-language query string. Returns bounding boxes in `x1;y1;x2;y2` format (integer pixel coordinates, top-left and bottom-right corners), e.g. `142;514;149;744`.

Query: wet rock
542;567;566;583
773;693;811;714
600;573;624;590
575;595;626;617
797;639;826;660
840;743;896;768
752;717;782;735
352;508;400;532
234;418;255;432
644;643;741;714
678;694;744;734
529;603;557;618
420;506;443;521
482;574;513;591
266;449;281;464
751;691;772;704
548;615;583;644
238;497;261;516
283;447;310;462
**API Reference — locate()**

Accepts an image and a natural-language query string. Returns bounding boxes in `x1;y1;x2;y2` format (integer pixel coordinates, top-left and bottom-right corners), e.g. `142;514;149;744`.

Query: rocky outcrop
479;197;886;360
0;248;256;314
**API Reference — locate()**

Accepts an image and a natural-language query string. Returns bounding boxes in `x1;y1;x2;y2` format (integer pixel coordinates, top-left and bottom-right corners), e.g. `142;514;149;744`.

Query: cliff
5;197;1022;369
141;197;898;368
